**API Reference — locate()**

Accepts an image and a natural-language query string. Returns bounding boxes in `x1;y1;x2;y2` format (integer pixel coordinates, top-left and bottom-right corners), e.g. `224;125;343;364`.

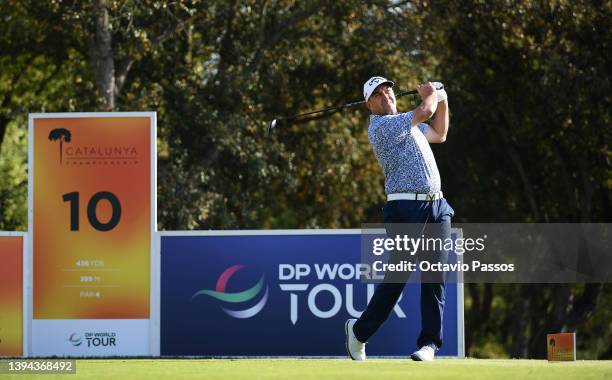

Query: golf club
267;82;444;133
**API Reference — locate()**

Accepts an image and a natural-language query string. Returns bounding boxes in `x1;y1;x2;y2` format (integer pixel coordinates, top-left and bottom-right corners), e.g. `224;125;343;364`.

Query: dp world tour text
278;263;403;325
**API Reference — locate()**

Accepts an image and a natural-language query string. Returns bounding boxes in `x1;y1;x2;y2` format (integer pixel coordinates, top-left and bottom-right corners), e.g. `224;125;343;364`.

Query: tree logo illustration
48;128;72;164
549;338;556;356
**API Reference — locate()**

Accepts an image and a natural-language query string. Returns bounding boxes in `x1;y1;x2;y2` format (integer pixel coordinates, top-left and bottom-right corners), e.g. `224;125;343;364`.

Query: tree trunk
0;115;9;156
510;284;532;358
89;0;115;110
466;283;493;356
466;283;480;353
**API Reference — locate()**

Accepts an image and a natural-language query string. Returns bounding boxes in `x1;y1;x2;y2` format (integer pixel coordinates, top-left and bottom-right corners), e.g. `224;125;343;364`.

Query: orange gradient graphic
0;236;23;356
33;117;151;319
547;333;576;361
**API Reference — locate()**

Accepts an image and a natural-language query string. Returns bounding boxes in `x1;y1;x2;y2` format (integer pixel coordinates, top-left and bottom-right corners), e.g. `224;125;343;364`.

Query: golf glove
431;82;447;103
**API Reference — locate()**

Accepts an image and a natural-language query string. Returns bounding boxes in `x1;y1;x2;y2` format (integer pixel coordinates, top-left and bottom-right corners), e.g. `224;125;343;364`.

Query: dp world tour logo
67;333;82;346
192;264;268;319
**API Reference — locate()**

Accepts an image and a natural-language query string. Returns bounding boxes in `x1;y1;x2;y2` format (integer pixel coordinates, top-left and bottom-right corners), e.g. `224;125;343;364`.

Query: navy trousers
353;198;454;349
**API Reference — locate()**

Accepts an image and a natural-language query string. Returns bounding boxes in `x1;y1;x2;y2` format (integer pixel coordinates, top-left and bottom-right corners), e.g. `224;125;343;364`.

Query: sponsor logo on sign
48;128;72;164
67;331;117;348
192;265;269;319
48;128;139;166
67;333;82;347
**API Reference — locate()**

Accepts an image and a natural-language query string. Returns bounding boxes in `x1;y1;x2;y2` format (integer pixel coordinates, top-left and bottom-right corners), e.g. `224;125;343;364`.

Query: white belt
387;191;443;201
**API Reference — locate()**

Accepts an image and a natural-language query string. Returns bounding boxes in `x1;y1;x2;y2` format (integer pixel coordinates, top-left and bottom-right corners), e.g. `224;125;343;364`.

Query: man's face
367;84;397;115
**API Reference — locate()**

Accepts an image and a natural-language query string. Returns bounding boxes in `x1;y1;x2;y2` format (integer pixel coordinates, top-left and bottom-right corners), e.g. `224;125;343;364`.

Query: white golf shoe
345;319;366;361
411;343;437;361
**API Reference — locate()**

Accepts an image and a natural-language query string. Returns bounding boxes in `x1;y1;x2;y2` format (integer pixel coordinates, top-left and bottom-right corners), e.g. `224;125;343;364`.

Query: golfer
345;77;454;361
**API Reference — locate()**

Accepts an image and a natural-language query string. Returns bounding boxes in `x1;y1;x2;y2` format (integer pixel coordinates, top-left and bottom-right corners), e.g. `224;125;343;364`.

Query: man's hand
411;82;438;126
426;82;447;102
417;82;436;99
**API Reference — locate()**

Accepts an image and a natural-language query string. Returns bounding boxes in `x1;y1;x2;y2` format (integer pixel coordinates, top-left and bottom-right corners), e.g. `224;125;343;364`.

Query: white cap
363;76;394;102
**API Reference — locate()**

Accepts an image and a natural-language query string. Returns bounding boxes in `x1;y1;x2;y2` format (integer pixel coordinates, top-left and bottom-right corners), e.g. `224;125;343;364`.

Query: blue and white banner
160;230;464;357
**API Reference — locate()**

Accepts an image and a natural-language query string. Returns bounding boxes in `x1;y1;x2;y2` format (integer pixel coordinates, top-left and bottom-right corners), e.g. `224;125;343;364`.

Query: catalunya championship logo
192;265;268;319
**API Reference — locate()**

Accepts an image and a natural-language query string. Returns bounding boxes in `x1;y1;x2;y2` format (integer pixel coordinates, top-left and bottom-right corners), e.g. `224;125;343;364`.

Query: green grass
4;359;612;379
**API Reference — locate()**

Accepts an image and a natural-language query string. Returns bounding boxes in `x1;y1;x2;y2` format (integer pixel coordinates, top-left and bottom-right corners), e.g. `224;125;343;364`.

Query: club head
267;119;278;135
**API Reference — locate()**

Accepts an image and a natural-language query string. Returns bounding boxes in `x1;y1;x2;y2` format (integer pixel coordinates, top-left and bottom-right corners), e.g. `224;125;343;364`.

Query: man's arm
425;99;449;143
410;82;438;127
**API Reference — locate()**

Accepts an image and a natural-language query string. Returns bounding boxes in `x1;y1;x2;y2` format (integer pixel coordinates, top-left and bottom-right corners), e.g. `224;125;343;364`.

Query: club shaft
276;88;431;122
268;83;443;132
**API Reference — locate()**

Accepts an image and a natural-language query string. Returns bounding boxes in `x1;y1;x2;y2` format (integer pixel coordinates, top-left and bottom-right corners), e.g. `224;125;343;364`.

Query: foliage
419;0;611;358
0;120;27;230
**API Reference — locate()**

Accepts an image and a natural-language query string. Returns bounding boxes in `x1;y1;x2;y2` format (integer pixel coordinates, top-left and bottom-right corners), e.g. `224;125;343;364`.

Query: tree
153;0;434;229
421;0;611;358
86;0;199;110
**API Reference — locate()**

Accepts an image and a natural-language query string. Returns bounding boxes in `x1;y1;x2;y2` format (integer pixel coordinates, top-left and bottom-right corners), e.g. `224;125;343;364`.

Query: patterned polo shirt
367;111;441;195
